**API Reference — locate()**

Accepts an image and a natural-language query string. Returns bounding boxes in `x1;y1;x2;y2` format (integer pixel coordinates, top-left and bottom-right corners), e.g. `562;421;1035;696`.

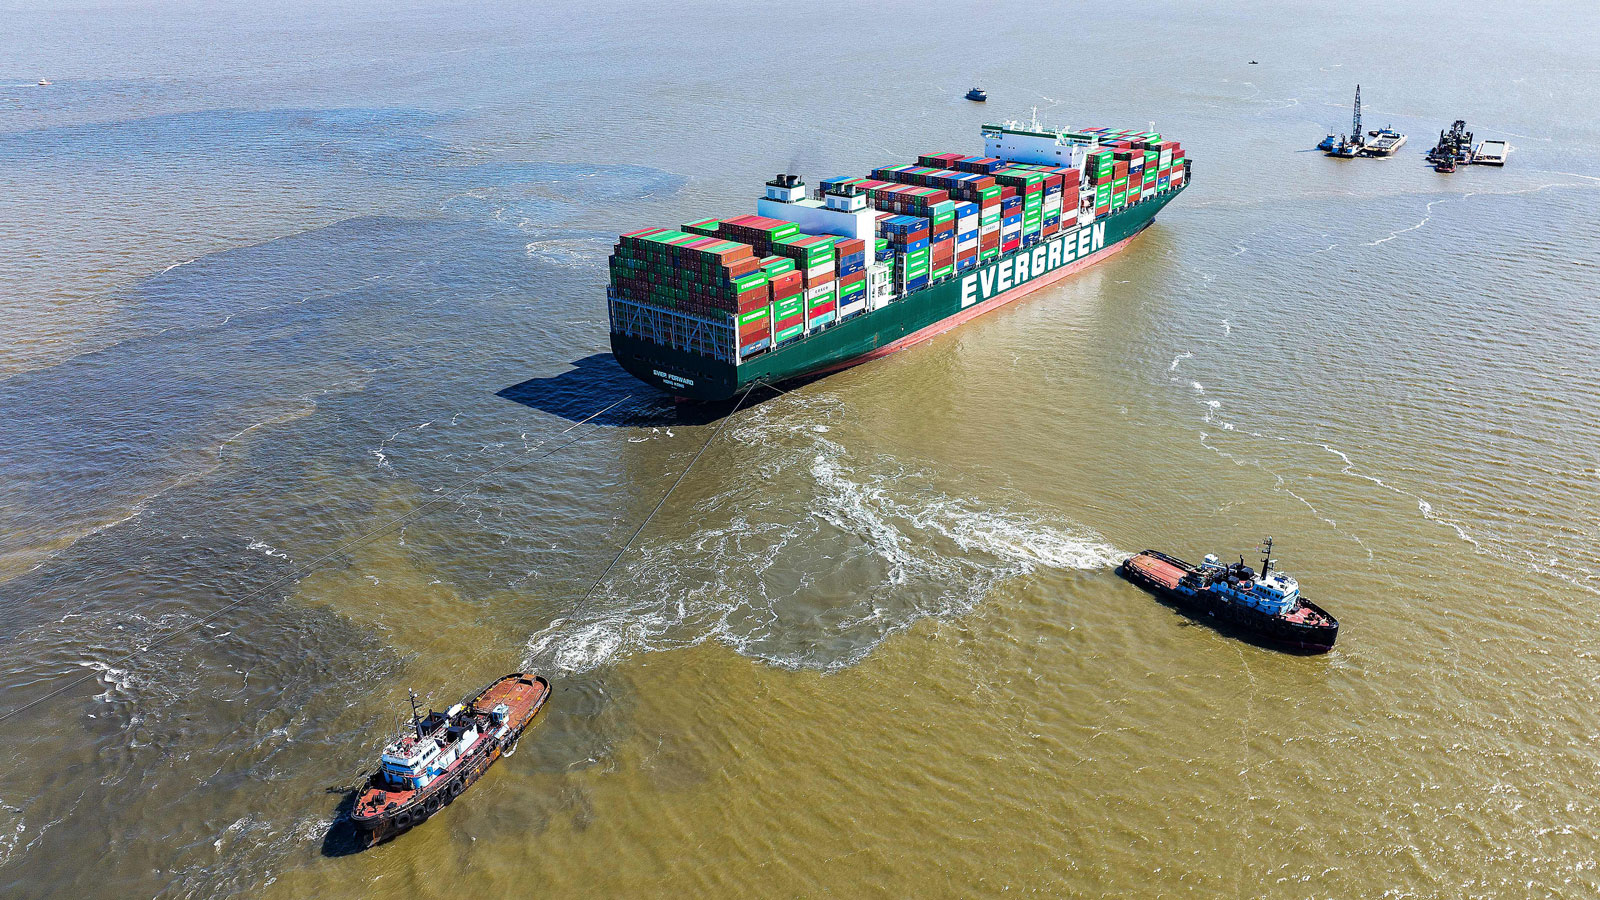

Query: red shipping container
837;269;867;287
725;256;761;279
767;269;802;294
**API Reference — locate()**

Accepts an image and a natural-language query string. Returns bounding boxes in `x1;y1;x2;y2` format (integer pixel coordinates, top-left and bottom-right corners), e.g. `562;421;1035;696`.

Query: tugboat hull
351;674;550;846
1119;551;1339;653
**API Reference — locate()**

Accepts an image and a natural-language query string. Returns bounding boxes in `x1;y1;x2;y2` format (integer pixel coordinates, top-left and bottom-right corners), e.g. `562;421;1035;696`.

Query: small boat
37;79;51;86
965;87;987;102
350;673;550;846
1434;155;1456;173
1249;60;1258;65
1316;133;1339;152
1118;537;1339;652
1326;135;1360;158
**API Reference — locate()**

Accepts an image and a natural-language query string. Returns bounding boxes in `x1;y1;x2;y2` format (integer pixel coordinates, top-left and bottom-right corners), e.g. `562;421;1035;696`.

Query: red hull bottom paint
809;228;1143;378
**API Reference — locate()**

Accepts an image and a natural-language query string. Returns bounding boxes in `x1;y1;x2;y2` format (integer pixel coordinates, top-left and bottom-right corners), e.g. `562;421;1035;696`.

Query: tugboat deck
1126;553;1187;590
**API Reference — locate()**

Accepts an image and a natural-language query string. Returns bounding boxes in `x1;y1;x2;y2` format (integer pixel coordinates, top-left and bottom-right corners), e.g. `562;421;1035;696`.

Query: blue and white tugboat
1119;537;1339;652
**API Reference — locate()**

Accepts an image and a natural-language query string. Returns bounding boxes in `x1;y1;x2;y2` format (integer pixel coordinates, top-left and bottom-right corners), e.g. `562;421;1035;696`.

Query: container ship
608;122;1188;401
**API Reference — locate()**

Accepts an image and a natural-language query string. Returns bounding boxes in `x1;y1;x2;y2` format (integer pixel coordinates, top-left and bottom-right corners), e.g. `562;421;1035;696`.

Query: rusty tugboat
1119;537;1339;652
350;673;550;846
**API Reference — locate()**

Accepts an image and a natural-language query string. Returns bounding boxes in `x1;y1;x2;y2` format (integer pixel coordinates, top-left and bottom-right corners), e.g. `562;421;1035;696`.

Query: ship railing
608;293;735;363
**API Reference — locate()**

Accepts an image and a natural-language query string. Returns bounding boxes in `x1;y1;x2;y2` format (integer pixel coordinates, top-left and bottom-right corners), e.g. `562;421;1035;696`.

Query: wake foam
523;399;1121;674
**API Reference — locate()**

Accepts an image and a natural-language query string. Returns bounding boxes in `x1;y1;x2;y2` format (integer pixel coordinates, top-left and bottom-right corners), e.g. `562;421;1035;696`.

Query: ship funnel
765;173;806;203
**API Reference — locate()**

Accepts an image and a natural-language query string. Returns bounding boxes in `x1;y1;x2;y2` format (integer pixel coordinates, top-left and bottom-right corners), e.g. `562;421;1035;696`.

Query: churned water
2;1;1599;896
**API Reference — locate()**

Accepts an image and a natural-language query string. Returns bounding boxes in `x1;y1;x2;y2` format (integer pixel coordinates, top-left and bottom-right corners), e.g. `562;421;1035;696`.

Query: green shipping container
932;263;954;280
738;307;769;327
774;323;804;342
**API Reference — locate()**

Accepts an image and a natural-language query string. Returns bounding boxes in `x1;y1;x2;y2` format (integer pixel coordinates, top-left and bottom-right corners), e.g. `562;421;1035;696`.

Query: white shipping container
1159;149;1173;167
956;214;978;234
1042;194;1062;213
980;221;1000;236
867;262;896;310
838;297;868;319
956;237;978;252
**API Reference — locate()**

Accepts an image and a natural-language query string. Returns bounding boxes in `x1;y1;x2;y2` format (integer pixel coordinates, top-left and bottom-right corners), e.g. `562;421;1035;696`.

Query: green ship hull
612;182;1185;401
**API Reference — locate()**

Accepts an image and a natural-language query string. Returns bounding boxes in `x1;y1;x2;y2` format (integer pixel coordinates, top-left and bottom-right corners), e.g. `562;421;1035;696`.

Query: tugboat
350;673;550;846
1119;537;1339;652
965;87;987;102
1316;133;1339;152
1326;135;1361;159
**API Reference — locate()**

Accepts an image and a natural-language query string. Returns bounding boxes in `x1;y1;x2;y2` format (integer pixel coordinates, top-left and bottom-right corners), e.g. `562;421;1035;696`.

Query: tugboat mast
1260;536;1274;575
408;689;425;740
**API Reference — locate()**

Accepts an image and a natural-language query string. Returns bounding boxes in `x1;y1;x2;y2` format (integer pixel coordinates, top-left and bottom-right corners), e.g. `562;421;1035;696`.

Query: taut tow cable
571;381;761;617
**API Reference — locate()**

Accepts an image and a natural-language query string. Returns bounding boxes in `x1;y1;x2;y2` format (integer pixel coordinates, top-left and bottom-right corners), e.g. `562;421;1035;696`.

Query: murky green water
2;1;1599;896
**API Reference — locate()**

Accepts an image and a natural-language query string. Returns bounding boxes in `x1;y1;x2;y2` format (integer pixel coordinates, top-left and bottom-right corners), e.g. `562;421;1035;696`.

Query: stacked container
770;265;806;346
833;238;868;319
881;162;1003;260
609;228;761;318
1086;148;1114;220
609;227;763;361
916;151;966;169
1003;165;1072;237
1030;165;1081;230
682;218;723;239
928;204;956;282
953;200;979;272
879;215;931;293
948;155;1004;175
716;214;801;259
993;168;1046;247
775;233;838;332
998;190;1023;254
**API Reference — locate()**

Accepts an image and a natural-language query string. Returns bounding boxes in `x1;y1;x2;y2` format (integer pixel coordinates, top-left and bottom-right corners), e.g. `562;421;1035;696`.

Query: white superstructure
981;114;1102;169
757;174;879;241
